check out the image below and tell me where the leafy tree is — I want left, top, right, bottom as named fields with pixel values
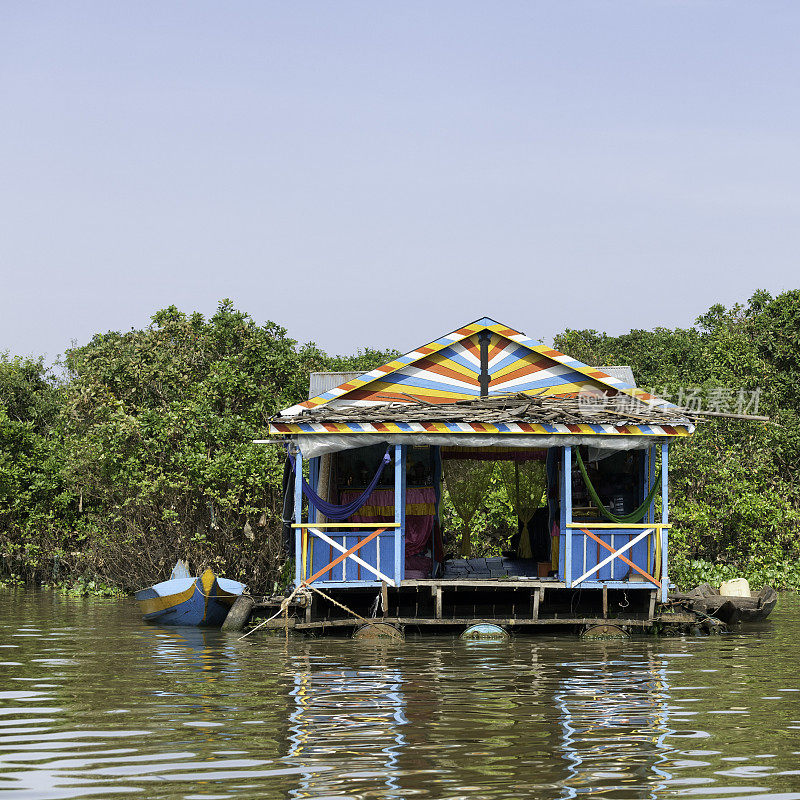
left=0, top=302, right=397, bottom=592
left=3, top=292, right=800, bottom=593
left=556, top=290, right=800, bottom=588
left=0, top=355, right=75, bottom=582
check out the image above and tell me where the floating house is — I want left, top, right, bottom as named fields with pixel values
left=266, top=318, right=696, bottom=634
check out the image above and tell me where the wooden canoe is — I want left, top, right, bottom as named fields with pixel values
left=136, top=567, right=245, bottom=627
left=673, top=584, right=778, bottom=624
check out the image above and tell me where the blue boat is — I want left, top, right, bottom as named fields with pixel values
left=136, top=561, right=246, bottom=626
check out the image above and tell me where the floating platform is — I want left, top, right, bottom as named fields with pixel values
left=232, top=579, right=703, bottom=637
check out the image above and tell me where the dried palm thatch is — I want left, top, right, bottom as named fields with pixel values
left=274, top=392, right=700, bottom=428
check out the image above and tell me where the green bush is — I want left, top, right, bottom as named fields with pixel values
left=556, top=290, right=800, bottom=587
left=3, top=289, right=800, bottom=594
left=670, top=555, right=800, bottom=592
left=0, top=301, right=396, bottom=593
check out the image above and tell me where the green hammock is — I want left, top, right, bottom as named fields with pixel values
left=574, top=449, right=661, bottom=525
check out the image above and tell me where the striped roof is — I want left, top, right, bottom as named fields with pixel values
left=270, top=419, right=693, bottom=438
left=279, top=318, right=672, bottom=417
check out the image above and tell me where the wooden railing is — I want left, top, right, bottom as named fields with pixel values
left=292, top=444, right=406, bottom=589
left=561, top=443, right=671, bottom=601
left=565, top=523, right=670, bottom=590
left=292, top=523, right=401, bottom=587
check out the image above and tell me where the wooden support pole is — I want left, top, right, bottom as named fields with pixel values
left=563, top=446, right=572, bottom=588
left=478, top=330, right=491, bottom=396
left=309, top=456, right=319, bottom=524
left=648, top=589, right=657, bottom=621
left=602, top=585, right=608, bottom=618
left=381, top=582, right=389, bottom=618
left=532, top=587, right=540, bottom=621
left=648, top=445, right=656, bottom=525
left=433, top=585, right=442, bottom=619
left=394, top=444, right=406, bottom=585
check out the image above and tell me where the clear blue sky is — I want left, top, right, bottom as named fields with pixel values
left=2, top=1, right=799, bottom=360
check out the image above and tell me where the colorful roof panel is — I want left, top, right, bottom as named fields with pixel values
left=280, top=318, right=671, bottom=417
left=270, top=419, right=693, bottom=437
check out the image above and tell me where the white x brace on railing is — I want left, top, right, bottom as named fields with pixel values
left=572, top=528, right=654, bottom=586
left=306, top=527, right=397, bottom=587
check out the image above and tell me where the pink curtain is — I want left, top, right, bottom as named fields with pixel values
left=341, top=487, right=436, bottom=557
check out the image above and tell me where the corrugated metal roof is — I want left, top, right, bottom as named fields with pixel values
left=596, top=366, right=636, bottom=387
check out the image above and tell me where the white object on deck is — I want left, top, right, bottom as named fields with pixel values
left=720, top=578, right=751, bottom=597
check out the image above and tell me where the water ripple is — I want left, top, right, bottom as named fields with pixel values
left=0, top=591, right=798, bottom=798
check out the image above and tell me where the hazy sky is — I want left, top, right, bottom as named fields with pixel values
left=2, top=1, right=799, bottom=361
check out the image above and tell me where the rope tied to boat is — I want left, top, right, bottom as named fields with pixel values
left=237, top=582, right=403, bottom=641
left=237, top=584, right=307, bottom=640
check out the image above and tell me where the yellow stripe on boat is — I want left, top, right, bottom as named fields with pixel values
left=200, top=568, right=215, bottom=623
left=201, top=568, right=215, bottom=595
left=138, top=582, right=197, bottom=617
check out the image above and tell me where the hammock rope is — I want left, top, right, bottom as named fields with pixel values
left=287, top=449, right=391, bottom=521
left=574, top=449, right=661, bottom=525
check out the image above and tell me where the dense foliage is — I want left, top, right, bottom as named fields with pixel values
left=554, top=289, right=800, bottom=589
left=0, top=301, right=397, bottom=593
left=2, top=291, right=799, bottom=593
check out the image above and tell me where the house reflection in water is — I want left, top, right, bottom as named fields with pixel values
left=286, top=653, right=408, bottom=798
left=282, top=643, right=674, bottom=799
left=555, top=648, right=672, bottom=797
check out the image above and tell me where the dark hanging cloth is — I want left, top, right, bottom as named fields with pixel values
left=508, top=507, right=550, bottom=560
left=281, top=454, right=293, bottom=556
left=287, top=449, right=391, bottom=521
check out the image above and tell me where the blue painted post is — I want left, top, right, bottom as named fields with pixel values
left=661, top=441, right=669, bottom=603
left=294, top=447, right=303, bottom=588
left=400, top=446, right=407, bottom=583
left=563, top=446, right=572, bottom=587
left=432, top=446, right=442, bottom=576
left=648, top=445, right=656, bottom=524
left=394, top=444, right=406, bottom=585
left=309, top=457, right=319, bottom=524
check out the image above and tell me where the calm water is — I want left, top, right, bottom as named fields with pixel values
left=1, top=590, right=799, bottom=799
